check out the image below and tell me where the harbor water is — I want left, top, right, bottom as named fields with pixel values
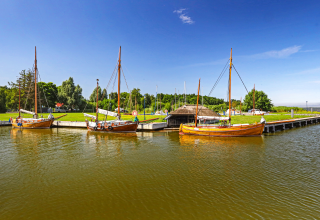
left=1, top=125, right=320, bottom=219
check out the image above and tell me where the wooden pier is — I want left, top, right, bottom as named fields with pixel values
left=263, top=116, right=320, bottom=133
left=0, top=121, right=11, bottom=126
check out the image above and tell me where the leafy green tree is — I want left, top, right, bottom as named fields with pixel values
left=164, top=102, right=171, bottom=112
left=0, top=86, right=8, bottom=113
left=8, top=69, right=35, bottom=111
left=5, top=87, right=19, bottom=110
left=89, top=86, right=102, bottom=102
left=101, top=88, right=107, bottom=100
left=131, top=88, right=143, bottom=105
left=243, top=89, right=273, bottom=111
left=38, top=82, right=58, bottom=108
left=58, top=77, right=84, bottom=110
left=109, top=92, right=118, bottom=100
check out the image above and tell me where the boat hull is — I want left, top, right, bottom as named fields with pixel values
left=86, top=121, right=138, bottom=133
left=179, top=123, right=265, bottom=137
left=12, top=118, right=54, bottom=129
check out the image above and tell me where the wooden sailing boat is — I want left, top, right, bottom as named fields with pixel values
left=179, top=49, right=265, bottom=137
left=84, top=46, right=138, bottom=132
left=11, top=47, right=64, bottom=129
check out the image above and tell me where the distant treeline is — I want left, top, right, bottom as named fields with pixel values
left=271, top=106, right=304, bottom=112
left=0, top=69, right=226, bottom=113
left=4, top=69, right=301, bottom=114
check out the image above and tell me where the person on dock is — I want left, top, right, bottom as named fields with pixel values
left=134, top=116, right=139, bottom=124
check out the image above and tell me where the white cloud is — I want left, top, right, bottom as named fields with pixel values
left=289, top=67, right=320, bottom=75
left=244, top=45, right=302, bottom=59
left=173, top=8, right=194, bottom=24
left=173, top=9, right=186, bottom=14
left=300, top=49, right=318, bottom=53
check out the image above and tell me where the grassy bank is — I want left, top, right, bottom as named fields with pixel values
left=229, top=114, right=314, bottom=125
left=0, top=112, right=317, bottom=125
left=0, top=112, right=167, bottom=123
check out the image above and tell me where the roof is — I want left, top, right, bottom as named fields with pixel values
left=169, top=105, right=219, bottom=117
left=56, top=103, right=64, bottom=107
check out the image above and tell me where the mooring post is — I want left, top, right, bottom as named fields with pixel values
left=291, top=109, right=294, bottom=118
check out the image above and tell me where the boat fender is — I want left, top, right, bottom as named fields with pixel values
left=10, top=117, right=12, bottom=123
left=108, top=126, right=113, bottom=131
left=18, top=123, right=22, bottom=126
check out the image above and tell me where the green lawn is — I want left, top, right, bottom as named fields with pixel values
left=0, top=112, right=317, bottom=124
left=0, top=112, right=167, bottom=123
left=229, top=114, right=314, bottom=125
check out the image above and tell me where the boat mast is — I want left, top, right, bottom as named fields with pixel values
left=96, top=79, right=99, bottom=121
left=35, top=46, right=38, bottom=118
left=118, top=46, right=121, bottom=119
left=240, top=97, right=242, bottom=115
left=229, top=48, right=232, bottom=126
left=195, top=78, right=200, bottom=127
left=253, top=84, right=255, bottom=115
left=19, top=79, right=21, bottom=118
left=184, top=81, right=186, bottom=105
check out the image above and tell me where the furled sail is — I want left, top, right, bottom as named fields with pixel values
left=197, top=116, right=228, bottom=121
left=83, top=113, right=96, bottom=119
left=20, top=109, right=36, bottom=115
left=98, top=108, right=118, bottom=117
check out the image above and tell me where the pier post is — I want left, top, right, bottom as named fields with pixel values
left=291, top=109, right=294, bottom=118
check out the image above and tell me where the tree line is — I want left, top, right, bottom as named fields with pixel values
left=0, top=69, right=274, bottom=113
left=0, top=69, right=84, bottom=113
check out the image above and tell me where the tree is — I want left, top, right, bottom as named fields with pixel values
left=5, top=87, right=19, bottom=110
left=38, top=82, right=58, bottom=108
left=8, top=69, right=35, bottom=111
left=0, top=86, right=7, bottom=113
left=243, top=89, right=273, bottom=111
left=89, top=86, right=102, bottom=102
left=101, top=88, right=107, bottom=100
left=58, top=77, right=84, bottom=110
left=131, top=88, right=143, bottom=105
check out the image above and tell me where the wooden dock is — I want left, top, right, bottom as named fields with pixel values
left=52, top=121, right=168, bottom=131
left=0, top=121, right=11, bottom=126
left=263, top=116, right=320, bottom=133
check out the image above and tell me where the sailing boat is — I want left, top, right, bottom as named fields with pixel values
left=84, top=46, right=138, bottom=132
left=179, top=49, right=265, bottom=137
left=11, top=47, right=65, bottom=129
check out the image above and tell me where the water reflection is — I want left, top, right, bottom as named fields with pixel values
left=179, top=134, right=265, bottom=148
left=1, top=125, right=320, bottom=220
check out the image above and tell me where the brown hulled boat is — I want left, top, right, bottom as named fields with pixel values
left=179, top=49, right=265, bottom=137
left=84, top=46, right=138, bottom=133
left=12, top=47, right=65, bottom=129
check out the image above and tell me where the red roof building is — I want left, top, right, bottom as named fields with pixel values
left=56, top=103, right=64, bottom=107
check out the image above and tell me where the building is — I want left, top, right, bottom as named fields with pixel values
left=165, top=105, right=220, bottom=128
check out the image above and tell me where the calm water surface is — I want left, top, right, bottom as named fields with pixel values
left=1, top=125, right=320, bottom=219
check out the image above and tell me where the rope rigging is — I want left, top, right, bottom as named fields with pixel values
left=208, top=59, right=230, bottom=97
left=198, top=58, right=249, bottom=115
left=232, top=64, right=249, bottom=94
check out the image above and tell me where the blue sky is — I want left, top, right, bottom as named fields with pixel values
left=1, top=0, right=319, bottom=106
